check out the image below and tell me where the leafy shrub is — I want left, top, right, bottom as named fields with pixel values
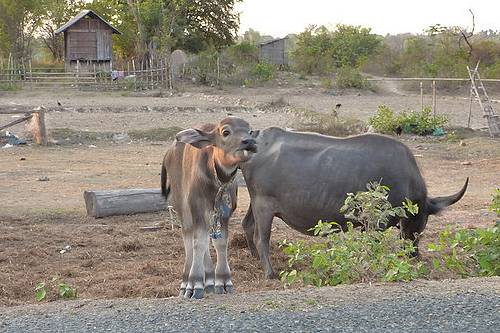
left=252, top=62, right=275, bottom=82
left=225, top=42, right=259, bottom=65
left=367, top=105, right=396, bottom=134
left=396, top=107, right=448, bottom=135
left=490, top=188, right=500, bottom=218
left=428, top=226, right=499, bottom=276
left=341, top=182, right=418, bottom=231
left=368, top=105, right=448, bottom=135
left=35, top=275, right=77, bottom=302
left=292, top=108, right=366, bottom=137
left=280, top=182, right=424, bottom=287
left=335, top=66, right=369, bottom=89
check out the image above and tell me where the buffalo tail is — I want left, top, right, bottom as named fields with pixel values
left=426, top=177, right=469, bottom=215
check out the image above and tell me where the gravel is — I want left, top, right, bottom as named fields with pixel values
left=1, top=277, right=498, bottom=333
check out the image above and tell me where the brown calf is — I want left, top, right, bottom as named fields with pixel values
left=161, top=117, right=257, bottom=299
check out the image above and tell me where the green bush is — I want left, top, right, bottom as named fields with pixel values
left=252, top=62, right=275, bottom=81
left=368, top=105, right=448, bottom=135
left=335, top=66, right=369, bottom=89
left=341, top=181, right=418, bottom=231
left=292, top=108, right=366, bottom=137
left=490, top=188, right=500, bottom=218
left=368, top=105, right=396, bottom=134
left=280, top=182, right=423, bottom=287
left=428, top=226, right=499, bottom=276
left=226, top=42, right=259, bottom=65
left=35, top=275, right=77, bottom=302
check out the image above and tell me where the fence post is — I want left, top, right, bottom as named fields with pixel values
left=32, top=110, right=48, bottom=145
left=432, top=80, right=436, bottom=116
left=76, top=59, right=80, bottom=88
left=420, top=81, right=423, bottom=111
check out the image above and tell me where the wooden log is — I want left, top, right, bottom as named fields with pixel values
left=83, top=188, right=167, bottom=218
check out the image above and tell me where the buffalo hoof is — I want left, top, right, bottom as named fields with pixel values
left=265, top=271, right=278, bottom=280
left=214, top=286, right=225, bottom=294
left=183, top=288, right=193, bottom=299
left=225, top=285, right=234, bottom=294
left=191, top=288, right=204, bottom=299
left=205, top=285, right=215, bottom=294
left=178, top=288, right=186, bottom=297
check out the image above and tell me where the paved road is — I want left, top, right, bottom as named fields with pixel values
left=1, top=277, right=498, bottom=333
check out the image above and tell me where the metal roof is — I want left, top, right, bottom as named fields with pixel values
left=259, top=36, right=289, bottom=47
left=55, top=9, right=121, bottom=34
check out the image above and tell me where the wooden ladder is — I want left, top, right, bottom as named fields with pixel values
left=467, top=62, right=500, bottom=137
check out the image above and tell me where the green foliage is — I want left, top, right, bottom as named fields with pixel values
left=292, top=108, right=367, bottom=137
left=490, top=188, right=500, bottom=218
left=368, top=105, right=448, bottom=135
left=341, top=181, right=411, bottom=231
left=280, top=222, right=423, bottom=287
left=35, top=282, right=47, bottom=302
left=428, top=226, right=499, bottom=276
left=335, top=66, right=369, bottom=89
left=280, top=183, right=424, bottom=287
left=225, top=42, right=259, bottom=65
left=252, top=62, right=275, bottom=82
left=368, top=105, right=397, bottom=134
left=291, top=24, right=380, bottom=75
left=35, top=275, right=77, bottom=302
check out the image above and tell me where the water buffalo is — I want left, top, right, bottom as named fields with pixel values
left=240, top=127, right=468, bottom=278
left=161, top=117, right=257, bottom=298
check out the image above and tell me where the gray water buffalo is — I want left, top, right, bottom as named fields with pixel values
left=161, top=117, right=257, bottom=298
left=240, top=127, right=468, bottom=278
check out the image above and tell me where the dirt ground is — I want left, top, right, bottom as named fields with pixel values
left=0, top=82, right=499, bottom=307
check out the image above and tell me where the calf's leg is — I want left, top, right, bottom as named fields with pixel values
left=187, top=224, right=209, bottom=299
left=204, top=249, right=215, bottom=294
left=180, top=229, right=193, bottom=297
left=212, top=217, right=234, bottom=294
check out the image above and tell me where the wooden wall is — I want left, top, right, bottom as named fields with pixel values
left=64, top=17, right=112, bottom=62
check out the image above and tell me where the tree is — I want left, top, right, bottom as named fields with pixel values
left=0, top=0, right=46, bottom=64
left=40, top=0, right=84, bottom=61
left=330, top=24, right=381, bottom=68
left=291, top=24, right=380, bottom=75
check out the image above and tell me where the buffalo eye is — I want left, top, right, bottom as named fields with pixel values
left=222, top=129, right=231, bottom=137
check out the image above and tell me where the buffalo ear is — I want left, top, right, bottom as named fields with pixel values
left=251, top=129, right=260, bottom=138
left=175, top=128, right=214, bottom=149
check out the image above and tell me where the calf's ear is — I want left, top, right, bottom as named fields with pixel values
left=175, top=128, right=214, bottom=149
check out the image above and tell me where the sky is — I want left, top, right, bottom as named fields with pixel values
left=236, top=0, right=500, bottom=38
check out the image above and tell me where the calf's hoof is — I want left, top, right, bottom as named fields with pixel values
left=225, top=285, right=234, bottom=294
left=191, top=288, right=204, bottom=299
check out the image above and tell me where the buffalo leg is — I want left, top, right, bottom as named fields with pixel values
left=213, top=218, right=234, bottom=294
left=401, top=213, right=428, bottom=256
left=242, top=204, right=258, bottom=257
left=252, top=200, right=277, bottom=279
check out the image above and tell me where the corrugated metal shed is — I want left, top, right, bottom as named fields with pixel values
left=258, top=37, right=290, bottom=65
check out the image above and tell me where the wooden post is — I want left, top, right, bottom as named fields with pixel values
left=29, top=59, right=32, bottom=90
left=76, top=59, right=80, bottom=87
left=432, top=80, right=436, bottom=116
left=216, top=54, right=220, bottom=86
left=420, top=81, right=424, bottom=111
left=149, top=58, right=154, bottom=90
left=31, top=110, right=48, bottom=145
left=467, top=85, right=474, bottom=128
